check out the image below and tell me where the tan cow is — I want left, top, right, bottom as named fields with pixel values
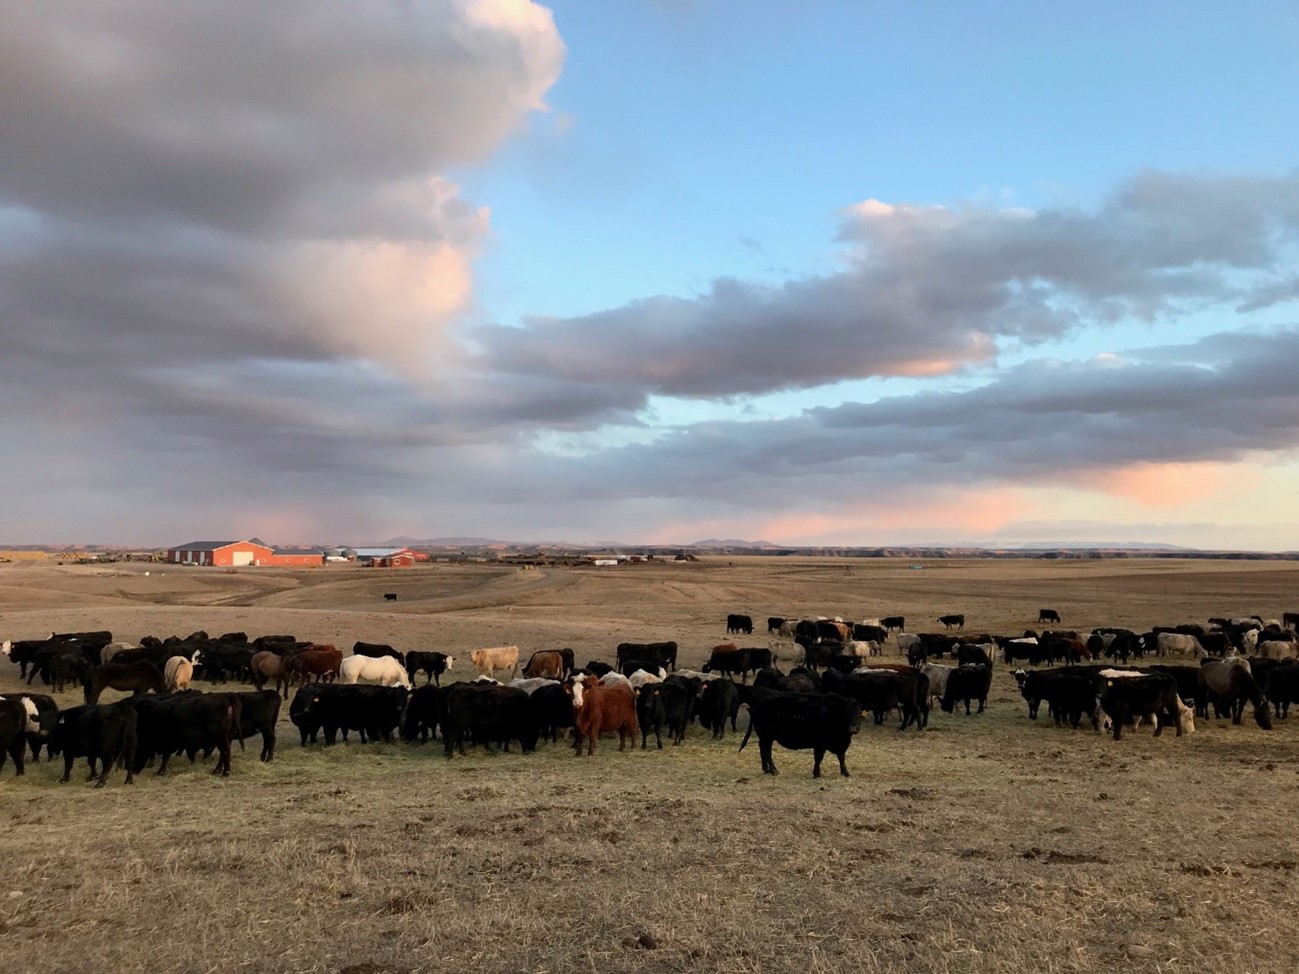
left=469, top=645, right=519, bottom=680
left=164, top=656, right=193, bottom=692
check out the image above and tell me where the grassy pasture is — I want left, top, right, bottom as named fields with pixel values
left=3, top=557, right=1299, bottom=973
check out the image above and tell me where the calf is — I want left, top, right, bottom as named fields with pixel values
left=739, top=688, right=861, bottom=777
left=404, top=650, right=455, bottom=686
left=881, top=616, right=905, bottom=632
left=939, top=614, right=965, bottom=630
left=383, top=593, right=397, bottom=602
left=1038, top=608, right=1061, bottom=624
left=767, top=617, right=786, bottom=634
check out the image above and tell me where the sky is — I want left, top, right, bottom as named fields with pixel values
left=3, top=0, right=1299, bottom=549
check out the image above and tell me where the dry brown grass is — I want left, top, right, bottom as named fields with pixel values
left=5, top=557, right=1299, bottom=973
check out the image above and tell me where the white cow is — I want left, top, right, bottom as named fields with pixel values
left=1154, top=632, right=1202, bottom=657
left=339, top=654, right=411, bottom=688
left=1257, top=640, right=1299, bottom=660
left=849, top=640, right=881, bottom=660
left=627, top=668, right=663, bottom=690
left=920, top=663, right=955, bottom=708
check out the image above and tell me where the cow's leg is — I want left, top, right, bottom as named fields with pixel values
left=759, top=739, right=776, bottom=774
left=836, top=749, right=849, bottom=777
left=812, top=747, right=824, bottom=778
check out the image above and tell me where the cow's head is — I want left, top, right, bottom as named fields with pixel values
left=444, top=656, right=455, bottom=670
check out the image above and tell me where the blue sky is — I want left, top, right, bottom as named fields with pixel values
left=2, top=1, right=1299, bottom=547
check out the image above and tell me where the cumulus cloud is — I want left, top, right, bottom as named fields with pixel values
left=474, top=171, right=1299, bottom=417
left=0, top=0, right=563, bottom=382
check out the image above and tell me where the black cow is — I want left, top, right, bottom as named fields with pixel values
left=6, top=639, right=51, bottom=679
left=767, top=617, right=786, bottom=634
left=1035, top=673, right=1100, bottom=729
left=48, top=700, right=138, bottom=787
left=405, top=651, right=453, bottom=686
left=384, top=593, right=398, bottom=602
left=726, top=614, right=753, bottom=635
left=583, top=661, right=615, bottom=678
left=0, top=698, right=36, bottom=776
left=289, top=684, right=330, bottom=745
left=702, top=648, right=751, bottom=683
left=637, top=681, right=691, bottom=748
left=1260, top=664, right=1299, bottom=718
left=1038, top=608, right=1061, bottom=624
left=881, top=616, right=905, bottom=632
left=51, top=631, right=113, bottom=662
left=698, top=678, right=741, bottom=738
left=940, top=664, right=992, bottom=715
left=317, top=685, right=408, bottom=745
left=530, top=683, right=576, bottom=744
left=615, top=641, right=678, bottom=672
left=743, top=647, right=774, bottom=671
left=440, top=683, right=537, bottom=757
left=132, top=692, right=239, bottom=776
left=231, top=690, right=281, bottom=761
left=853, top=624, right=888, bottom=644
left=821, top=667, right=928, bottom=731
left=252, top=634, right=297, bottom=651
left=192, top=645, right=255, bottom=683
left=939, top=614, right=965, bottom=630
left=50, top=652, right=92, bottom=693
left=401, top=685, right=441, bottom=743
left=739, top=689, right=861, bottom=777
left=1099, top=673, right=1187, bottom=740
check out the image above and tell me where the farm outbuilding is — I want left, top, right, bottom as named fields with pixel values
left=167, top=539, right=274, bottom=567
left=267, top=548, right=325, bottom=567
left=350, top=547, right=417, bottom=568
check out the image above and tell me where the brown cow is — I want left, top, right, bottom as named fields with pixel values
left=523, top=650, right=565, bottom=679
left=287, top=646, right=342, bottom=683
left=568, top=679, right=638, bottom=756
left=250, top=651, right=293, bottom=699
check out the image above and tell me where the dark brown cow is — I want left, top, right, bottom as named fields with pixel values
left=84, top=662, right=166, bottom=704
left=287, top=646, right=343, bottom=683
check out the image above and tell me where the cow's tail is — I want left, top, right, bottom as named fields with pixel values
left=738, top=720, right=753, bottom=753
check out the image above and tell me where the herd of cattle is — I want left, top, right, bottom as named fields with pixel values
left=2, top=607, right=1299, bottom=783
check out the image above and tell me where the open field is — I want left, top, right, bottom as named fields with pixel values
left=4, top=557, right=1299, bottom=973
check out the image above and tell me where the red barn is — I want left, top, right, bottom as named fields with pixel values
left=167, top=539, right=274, bottom=567
left=267, top=548, right=325, bottom=567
